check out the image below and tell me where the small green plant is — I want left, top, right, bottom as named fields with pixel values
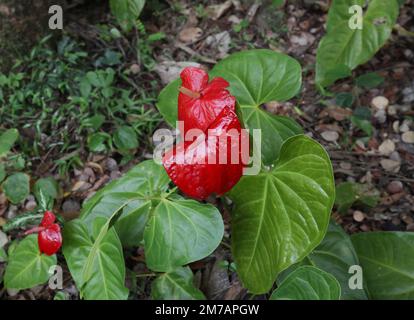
left=316, top=0, right=400, bottom=90
left=0, top=129, right=30, bottom=204
left=0, top=36, right=160, bottom=164
left=109, top=0, right=146, bottom=33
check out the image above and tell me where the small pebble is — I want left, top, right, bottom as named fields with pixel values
left=353, top=210, right=365, bottom=222
left=339, top=162, right=352, bottom=170
left=5, top=205, right=17, bottom=220
left=129, top=64, right=140, bottom=75
left=110, top=170, right=122, bottom=180
left=371, top=96, right=389, bottom=110
left=25, top=199, right=37, bottom=211
left=386, top=181, right=403, bottom=194
left=106, top=158, right=119, bottom=172
left=392, top=217, right=401, bottom=226
left=0, top=230, right=8, bottom=248
left=374, top=110, right=386, bottom=123
left=393, top=120, right=400, bottom=133
left=321, top=130, right=339, bottom=142
left=407, top=223, right=414, bottom=231
left=402, top=131, right=414, bottom=144
left=380, top=159, right=400, bottom=173
left=62, top=199, right=80, bottom=214
left=400, top=120, right=411, bottom=133
left=378, top=139, right=395, bottom=155
left=387, top=105, right=397, bottom=116
left=7, top=288, right=19, bottom=297
left=389, top=151, right=401, bottom=162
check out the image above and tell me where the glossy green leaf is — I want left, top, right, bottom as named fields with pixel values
left=211, top=49, right=303, bottom=164
left=81, top=160, right=170, bottom=247
left=229, top=135, right=335, bottom=293
left=113, top=125, right=138, bottom=151
left=151, top=266, right=205, bottom=300
left=316, top=0, right=399, bottom=88
left=0, top=128, right=19, bottom=157
left=81, top=160, right=223, bottom=272
left=4, top=235, right=56, bottom=290
left=279, top=222, right=368, bottom=299
left=271, top=266, right=341, bottom=300
left=2, top=172, right=30, bottom=204
left=156, top=78, right=180, bottom=127
left=309, top=222, right=368, bottom=299
left=110, top=0, right=146, bottom=32
left=145, top=195, right=224, bottom=272
left=156, top=50, right=303, bottom=164
left=351, top=231, right=414, bottom=299
left=62, top=218, right=129, bottom=300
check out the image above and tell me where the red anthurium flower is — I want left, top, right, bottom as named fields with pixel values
left=178, top=67, right=236, bottom=134
left=163, top=106, right=245, bottom=200
left=25, top=211, right=62, bottom=256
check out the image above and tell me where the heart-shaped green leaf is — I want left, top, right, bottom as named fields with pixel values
left=4, top=235, right=57, bottom=290
left=316, top=0, right=399, bottom=88
left=351, top=231, right=414, bottom=299
left=0, top=128, right=19, bottom=157
left=211, top=49, right=303, bottom=164
left=80, top=160, right=224, bottom=272
left=62, top=218, right=129, bottom=300
left=156, top=78, right=180, bottom=128
left=151, top=266, right=206, bottom=300
left=271, top=266, right=341, bottom=300
left=308, top=222, right=368, bottom=299
left=156, top=50, right=303, bottom=164
left=229, top=135, right=334, bottom=294
left=2, top=172, right=30, bottom=204
left=81, top=160, right=170, bottom=247
left=145, top=195, right=224, bottom=272
left=279, top=221, right=368, bottom=300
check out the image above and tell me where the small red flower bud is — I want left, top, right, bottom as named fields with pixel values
left=25, top=211, right=62, bottom=256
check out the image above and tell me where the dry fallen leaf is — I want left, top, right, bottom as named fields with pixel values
left=71, top=181, right=91, bottom=192
left=207, top=0, right=232, bottom=20
left=205, top=31, right=231, bottom=58
left=178, top=27, right=203, bottom=43
left=327, top=107, right=352, bottom=121
left=154, top=61, right=203, bottom=85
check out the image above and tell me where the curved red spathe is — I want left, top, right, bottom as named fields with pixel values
left=178, top=67, right=236, bottom=134
left=163, top=106, right=245, bottom=200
